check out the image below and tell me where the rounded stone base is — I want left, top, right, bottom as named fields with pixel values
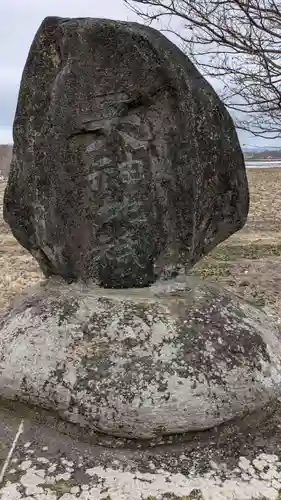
left=0, top=276, right=281, bottom=439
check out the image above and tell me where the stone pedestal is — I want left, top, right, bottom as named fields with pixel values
left=1, top=276, right=281, bottom=442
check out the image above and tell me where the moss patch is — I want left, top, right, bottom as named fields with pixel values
left=0, top=439, right=7, bottom=452
left=145, top=492, right=202, bottom=500
left=56, top=298, right=80, bottom=326
left=276, top=489, right=281, bottom=500
left=41, top=478, right=77, bottom=497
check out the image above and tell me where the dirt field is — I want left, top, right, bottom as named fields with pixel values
left=1, top=168, right=281, bottom=317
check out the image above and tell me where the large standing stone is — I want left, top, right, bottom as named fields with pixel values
left=3, top=17, right=249, bottom=288
left=0, top=276, right=280, bottom=440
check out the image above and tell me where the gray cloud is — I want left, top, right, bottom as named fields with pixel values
left=0, top=74, right=19, bottom=127
left=0, top=0, right=273, bottom=147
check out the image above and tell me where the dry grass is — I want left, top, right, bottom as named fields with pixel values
left=1, top=168, right=281, bottom=316
left=191, top=168, right=281, bottom=316
left=0, top=183, right=43, bottom=311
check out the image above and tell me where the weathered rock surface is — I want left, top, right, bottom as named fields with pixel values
left=3, top=16, right=249, bottom=288
left=0, top=276, right=280, bottom=440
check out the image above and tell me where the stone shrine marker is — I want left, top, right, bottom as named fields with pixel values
left=3, top=16, right=249, bottom=288
left=3, top=17, right=281, bottom=482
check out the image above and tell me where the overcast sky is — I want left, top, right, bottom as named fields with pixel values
left=0, top=0, right=276, bottom=148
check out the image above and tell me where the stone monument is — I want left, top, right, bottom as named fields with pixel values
left=1, top=17, right=281, bottom=500
left=3, top=16, right=248, bottom=288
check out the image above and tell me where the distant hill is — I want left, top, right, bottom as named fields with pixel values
left=0, top=144, right=12, bottom=180
left=244, top=150, right=281, bottom=160
left=243, top=146, right=281, bottom=152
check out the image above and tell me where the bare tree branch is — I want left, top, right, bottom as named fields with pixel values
left=126, top=0, right=281, bottom=140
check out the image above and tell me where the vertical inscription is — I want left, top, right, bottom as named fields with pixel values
left=86, top=123, right=154, bottom=287
left=119, top=152, right=144, bottom=185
